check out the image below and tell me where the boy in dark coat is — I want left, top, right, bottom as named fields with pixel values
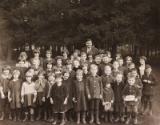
left=63, top=72, right=74, bottom=121
left=112, top=73, right=125, bottom=123
left=86, top=64, right=103, bottom=125
left=35, top=71, right=47, bottom=120
left=42, top=74, right=55, bottom=122
left=141, top=65, right=157, bottom=116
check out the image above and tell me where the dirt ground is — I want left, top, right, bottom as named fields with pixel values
left=0, top=62, right=160, bottom=125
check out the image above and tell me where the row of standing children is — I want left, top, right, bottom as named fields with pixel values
left=0, top=44, right=157, bottom=125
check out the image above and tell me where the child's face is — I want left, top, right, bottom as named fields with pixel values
left=13, top=73, right=20, bottom=79
left=81, top=54, right=87, bottom=60
left=129, top=64, right=135, bottom=69
left=34, top=52, right=40, bottom=57
left=82, top=66, right=88, bottom=72
left=131, top=71, right=137, bottom=77
left=26, top=76, right=32, bottom=82
left=126, top=58, right=132, bottom=64
left=3, top=70, right=10, bottom=76
left=88, top=55, right=93, bottom=60
left=102, top=56, right=110, bottom=63
left=57, top=59, right=62, bottom=65
left=46, top=53, right=52, bottom=58
left=32, top=60, right=40, bottom=67
left=63, top=52, right=68, bottom=58
left=116, top=54, right=121, bottom=60
left=118, top=59, right=123, bottom=66
left=95, top=57, right=101, bottom=64
left=48, top=76, right=55, bottom=83
left=113, top=61, right=119, bottom=69
left=116, top=74, right=123, bottom=82
left=139, top=59, right=145, bottom=65
left=90, top=66, right=98, bottom=75
left=66, top=64, right=72, bottom=71
left=63, top=73, right=70, bottom=80
left=73, top=52, right=78, bottom=57
left=128, top=78, right=135, bottom=86
left=73, top=60, right=80, bottom=67
left=104, top=66, right=112, bottom=75
left=47, top=63, right=52, bottom=69
left=146, top=68, right=152, bottom=74
left=76, top=73, right=83, bottom=81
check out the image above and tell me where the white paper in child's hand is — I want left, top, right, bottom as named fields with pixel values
left=124, top=95, right=135, bottom=101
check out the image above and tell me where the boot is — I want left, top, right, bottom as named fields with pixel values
left=76, top=112, right=80, bottom=124
left=133, top=117, right=138, bottom=125
left=60, top=113, right=65, bottom=125
left=30, top=115, right=34, bottom=122
left=36, top=111, right=41, bottom=121
left=95, top=110, right=100, bottom=125
left=104, top=112, right=108, bottom=123
left=44, top=112, right=47, bottom=121
left=52, top=113, right=57, bottom=125
left=108, top=111, right=113, bottom=123
left=17, top=111, right=21, bottom=121
left=23, top=113, right=28, bottom=122
left=9, top=113, right=12, bottom=120
left=89, top=111, right=94, bottom=124
left=125, top=113, right=131, bottom=125
left=82, top=112, right=86, bottom=124
left=13, top=114, right=17, bottom=122
left=0, top=112, right=4, bottom=121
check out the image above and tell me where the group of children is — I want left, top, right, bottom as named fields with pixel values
left=0, top=43, right=157, bottom=125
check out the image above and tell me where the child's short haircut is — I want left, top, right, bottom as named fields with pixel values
left=76, top=69, right=83, bottom=75
left=116, top=72, right=123, bottom=77
left=12, top=69, right=20, bottom=75
left=90, top=64, right=98, bottom=69
left=81, top=52, right=87, bottom=56
left=2, top=65, right=11, bottom=72
left=104, top=65, right=111, bottom=69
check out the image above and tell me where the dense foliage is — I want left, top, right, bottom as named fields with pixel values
left=0, top=0, right=159, bottom=53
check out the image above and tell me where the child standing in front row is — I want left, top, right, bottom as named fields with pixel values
left=21, top=71, right=37, bottom=122
left=42, top=74, right=55, bottom=122
left=51, top=76, right=68, bottom=125
left=112, top=73, right=125, bottom=123
left=141, top=65, right=157, bottom=116
left=86, top=64, right=103, bottom=125
left=8, top=69, right=22, bottom=121
left=35, top=71, right=47, bottom=120
left=73, top=69, right=87, bottom=124
left=123, top=76, right=140, bottom=125
left=101, top=65, right=114, bottom=123
left=0, top=66, right=12, bottom=120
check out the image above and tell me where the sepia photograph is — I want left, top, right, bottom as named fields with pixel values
left=0, top=0, right=159, bottom=125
